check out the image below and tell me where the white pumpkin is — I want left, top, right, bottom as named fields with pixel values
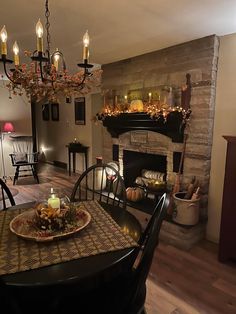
left=130, top=100, right=144, bottom=112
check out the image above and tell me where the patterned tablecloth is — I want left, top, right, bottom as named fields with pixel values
left=0, top=200, right=138, bottom=276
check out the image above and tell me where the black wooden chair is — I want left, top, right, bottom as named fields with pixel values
left=0, top=178, right=15, bottom=210
left=9, top=152, right=39, bottom=185
left=70, top=163, right=127, bottom=210
left=98, top=192, right=170, bottom=314
left=56, top=193, right=169, bottom=314
left=9, top=136, right=39, bottom=185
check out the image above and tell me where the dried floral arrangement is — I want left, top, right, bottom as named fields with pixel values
left=4, top=56, right=102, bottom=102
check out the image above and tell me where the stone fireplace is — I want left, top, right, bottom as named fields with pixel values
left=100, top=35, right=219, bottom=249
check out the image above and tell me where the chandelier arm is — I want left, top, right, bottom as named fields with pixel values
left=3, top=61, right=15, bottom=83
left=79, top=70, right=87, bottom=87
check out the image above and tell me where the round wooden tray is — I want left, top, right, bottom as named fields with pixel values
left=10, top=207, right=91, bottom=242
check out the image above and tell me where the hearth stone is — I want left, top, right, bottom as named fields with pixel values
left=127, top=205, right=206, bottom=250
left=160, top=219, right=206, bottom=250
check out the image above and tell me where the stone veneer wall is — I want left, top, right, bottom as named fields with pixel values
left=101, top=35, right=219, bottom=221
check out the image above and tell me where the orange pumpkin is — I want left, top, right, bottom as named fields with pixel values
left=126, top=187, right=145, bottom=202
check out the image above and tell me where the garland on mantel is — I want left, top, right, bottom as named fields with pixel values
left=95, top=100, right=191, bottom=125
left=95, top=74, right=192, bottom=125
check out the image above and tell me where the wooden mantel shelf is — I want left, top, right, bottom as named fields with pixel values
left=102, top=111, right=186, bottom=143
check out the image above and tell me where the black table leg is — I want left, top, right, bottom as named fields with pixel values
left=73, top=153, right=76, bottom=173
left=85, top=152, right=88, bottom=170
left=69, top=151, right=71, bottom=176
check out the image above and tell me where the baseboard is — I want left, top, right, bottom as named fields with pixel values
left=53, top=160, right=67, bottom=170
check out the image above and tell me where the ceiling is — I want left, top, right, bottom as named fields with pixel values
left=1, top=0, right=236, bottom=73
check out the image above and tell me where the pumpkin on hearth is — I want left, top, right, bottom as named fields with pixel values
left=126, top=187, right=145, bottom=202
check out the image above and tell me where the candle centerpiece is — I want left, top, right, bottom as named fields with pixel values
left=48, top=187, right=60, bottom=209
left=34, top=188, right=76, bottom=231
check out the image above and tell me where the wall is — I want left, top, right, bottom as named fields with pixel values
left=35, top=91, right=103, bottom=172
left=207, top=33, right=236, bottom=243
left=0, top=86, right=31, bottom=177
left=101, top=35, right=219, bottom=228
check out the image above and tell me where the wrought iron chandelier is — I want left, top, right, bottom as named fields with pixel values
left=0, top=0, right=102, bottom=102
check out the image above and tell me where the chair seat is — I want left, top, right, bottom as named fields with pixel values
left=13, top=161, right=38, bottom=166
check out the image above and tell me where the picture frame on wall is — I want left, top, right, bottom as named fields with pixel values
left=74, top=97, right=86, bottom=125
left=51, top=103, right=59, bottom=121
left=42, top=103, right=50, bottom=121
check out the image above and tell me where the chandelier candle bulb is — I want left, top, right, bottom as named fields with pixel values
left=13, top=41, right=20, bottom=66
left=83, top=30, right=90, bottom=61
left=36, top=19, right=44, bottom=52
left=53, top=49, right=60, bottom=71
left=0, top=25, right=7, bottom=55
left=83, top=46, right=89, bottom=61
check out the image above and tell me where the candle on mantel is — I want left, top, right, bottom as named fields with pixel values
left=48, top=188, right=60, bottom=209
left=148, top=92, right=152, bottom=102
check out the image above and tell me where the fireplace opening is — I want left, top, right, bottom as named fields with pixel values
left=123, top=150, right=167, bottom=187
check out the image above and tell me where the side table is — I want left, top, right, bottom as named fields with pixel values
left=66, top=143, right=89, bottom=176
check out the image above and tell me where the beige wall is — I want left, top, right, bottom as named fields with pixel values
left=36, top=91, right=103, bottom=172
left=207, top=33, right=236, bottom=243
left=0, top=87, right=31, bottom=177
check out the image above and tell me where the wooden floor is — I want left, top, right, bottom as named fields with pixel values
left=4, top=163, right=236, bottom=314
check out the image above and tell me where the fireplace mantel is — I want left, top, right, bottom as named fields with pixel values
left=102, top=111, right=186, bottom=142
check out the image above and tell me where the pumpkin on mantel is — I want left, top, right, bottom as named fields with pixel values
left=130, top=100, right=144, bottom=112
left=126, top=187, right=145, bottom=202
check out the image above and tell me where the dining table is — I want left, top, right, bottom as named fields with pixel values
left=0, top=200, right=141, bottom=294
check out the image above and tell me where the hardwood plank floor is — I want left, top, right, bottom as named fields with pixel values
left=3, top=163, right=236, bottom=314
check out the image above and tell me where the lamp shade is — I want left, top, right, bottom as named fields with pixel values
left=2, top=122, right=15, bottom=133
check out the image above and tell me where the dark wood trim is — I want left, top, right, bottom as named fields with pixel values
left=31, top=98, right=37, bottom=153
left=53, top=160, right=67, bottom=169
left=102, top=111, right=186, bottom=142
left=223, top=135, right=236, bottom=143
left=219, top=135, right=236, bottom=262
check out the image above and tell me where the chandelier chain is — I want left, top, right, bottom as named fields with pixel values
left=45, top=0, right=51, bottom=56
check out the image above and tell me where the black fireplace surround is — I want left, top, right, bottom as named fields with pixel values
left=102, top=111, right=186, bottom=143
